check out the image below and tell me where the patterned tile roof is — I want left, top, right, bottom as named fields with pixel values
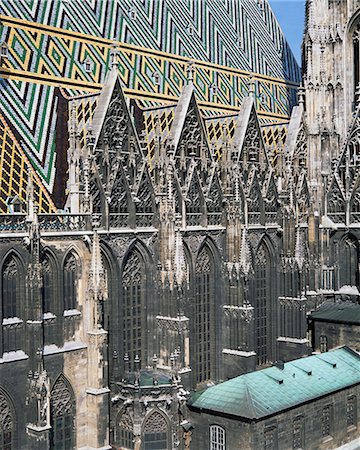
left=189, top=347, right=360, bottom=420
left=0, top=0, right=300, bottom=209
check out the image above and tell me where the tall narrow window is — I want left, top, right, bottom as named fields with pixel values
left=347, top=396, right=357, bottom=428
left=354, top=27, right=360, bottom=102
left=63, top=253, right=77, bottom=311
left=2, top=257, right=19, bottom=318
left=210, top=425, right=225, bottom=450
left=339, top=236, right=358, bottom=288
left=254, top=243, right=271, bottom=365
left=320, top=335, right=327, bottom=353
left=50, top=376, right=75, bottom=450
left=321, top=405, right=332, bottom=438
left=293, top=416, right=304, bottom=449
left=264, top=426, right=277, bottom=450
left=122, top=250, right=145, bottom=369
left=143, top=411, right=168, bottom=450
left=195, top=247, right=214, bottom=384
left=0, top=392, right=13, bottom=450
left=42, top=257, right=52, bottom=313
left=116, top=411, right=134, bottom=450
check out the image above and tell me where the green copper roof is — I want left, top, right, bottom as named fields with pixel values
left=310, top=301, right=360, bottom=325
left=189, top=347, right=360, bottom=420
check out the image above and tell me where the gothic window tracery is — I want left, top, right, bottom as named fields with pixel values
left=195, top=246, right=214, bottom=383
left=2, top=256, right=22, bottom=353
left=63, top=253, right=78, bottom=311
left=186, top=172, right=203, bottom=226
left=143, top=411, right=169, bottom=450
left=116, top=411, right=134, bottom=449
left=339, top=235, right=359, bottom=287
left=42, top=256, right=53, bottom=313
left=353, top=24, right=360, bottom=101
left=50, top=376, right=75, bottom=450
left=254, top=242, right=271, bottom=365
left=122, top=250, right=146, bottom=369
left=0, top=392, right=13, bottom=450
left=2, top=257, right=20, bottom=319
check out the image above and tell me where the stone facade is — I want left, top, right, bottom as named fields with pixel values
left=189, top=384, right=360, bottom=450
left=1, top=1, right=360, bottom=449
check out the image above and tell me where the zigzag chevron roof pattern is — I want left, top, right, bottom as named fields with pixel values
left=0, top=0, right=300, bottom=81
left=0, top=0, right=300, bottom=210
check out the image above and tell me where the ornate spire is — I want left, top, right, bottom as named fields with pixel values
left=239, top=227, right=252, bottom=276
left=88, top=230, right=107, bottom=328
left=174, top=230, right=187, bottom=288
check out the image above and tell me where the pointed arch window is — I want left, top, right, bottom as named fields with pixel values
left=143, top=411, right=169, bottom=450
left=254, top=243, right=271, bottom=365
left=50, top=376, right=75, bottom=450
left=122, top=250, right=146, bottom=369
left=195, top=247, right=215, bottom=383
left=63, top=253, right=78, bottom=311
left=353, top=25, right=360, bottom=104
left=339, top=236, right=359, bottom=288
left=116, top=411, right=134, bottom=449
left=42, top=256, right=53, bottom=313
left=0, top=392, right=13, bottom=450
left=2, top=257, right=20, bottom=319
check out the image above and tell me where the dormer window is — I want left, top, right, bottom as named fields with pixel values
left=152, top=71, right=161, bottom=86
left=129, top=6, right=137, bottom=20
left=210, top=83, right=218, bottom=100
left=187, top=24, right=194, bottom=36
left=0, top=42, right=9, bottom=59
left=83, top=57, right=93, bottom=74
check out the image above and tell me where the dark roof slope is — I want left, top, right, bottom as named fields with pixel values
left=310, top=301, right=360, bottom=325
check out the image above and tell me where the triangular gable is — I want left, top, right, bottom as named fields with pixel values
left=91, top=68, right=143, bottom=164
left=170, top=86, right=214, bottom=178
left=233, top=96, right=269, bottom=167
left=89, top=68, right=148, bottom=213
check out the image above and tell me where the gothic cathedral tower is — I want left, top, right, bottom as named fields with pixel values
left=303, top=0, right=360, bottom=201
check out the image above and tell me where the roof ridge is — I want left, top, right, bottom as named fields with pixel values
left=243, top=377, right=258, bottom=419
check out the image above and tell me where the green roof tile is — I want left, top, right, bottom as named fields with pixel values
left=189, top=347, right=360, bottom=420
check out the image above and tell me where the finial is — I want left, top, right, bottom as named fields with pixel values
left=248, top=74, right=255, bottom=97
left=186, top=59, right=195, bottom=84
left=298, top=83, right=305, bottom=106
left=110, top=42, right=119, bottom=68
left=152, top=354, right=158, bottom=370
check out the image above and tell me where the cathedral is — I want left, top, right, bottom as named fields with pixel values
left=0, top=0, right=359, bottom=449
